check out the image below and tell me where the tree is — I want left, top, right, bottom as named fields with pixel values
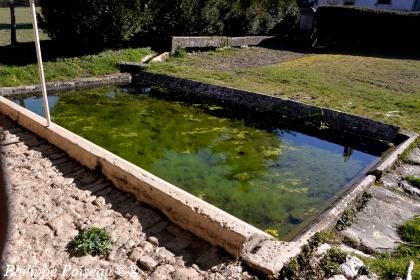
left=39, top=0, right=150, bottom=47
left=9, top=0, right=17, bottom=45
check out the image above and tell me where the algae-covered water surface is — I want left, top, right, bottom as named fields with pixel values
left=14, top=86, right=387, bottom=239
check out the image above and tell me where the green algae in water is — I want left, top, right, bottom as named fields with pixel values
left=14, top=87, right=381, bottom=238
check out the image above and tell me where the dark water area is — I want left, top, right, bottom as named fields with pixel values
left=13, top=86, right=389, bottom=239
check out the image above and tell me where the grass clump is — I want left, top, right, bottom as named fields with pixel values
left=69, top=227, right=112, bottom=257
left=404, top=176, right=420, bottom=189
left=320, top=247, right=347, bottom=277
left=0, top=48, right=152, bottom=87
left=172, top=48, right=187, bottom=58
left=366, top=216, right=420, bottom=279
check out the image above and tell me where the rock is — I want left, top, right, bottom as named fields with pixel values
left=155, top=248, right=175, bottom=264
left=77, top=255, right=97, bottom=267
left=401, top=180, right=420, bottom=198
left=315, top=243, right=332, bottom=257
left=92, top=197, right=106, bottom=207
left=47, top=213, right=74, bottom=237
left=138, top=255, right=158, bottom=271
left=327, top=275, right=347, bottom=280
left=343, top=187, right=420, bottom=253
left=397, top=164, right=420, bottom=177
left=406, top=148, right=420, bottom=165
left=142, top=242, right=154, bottom=254
left=128, top=247, right=143, bottom=262
left=149, top=264, right=175, bottom=280
left=173, top=267, right=203, bottom=280
left=147, top=236, right=159, bottom=246
left=340, top=255, right=364, bottom=278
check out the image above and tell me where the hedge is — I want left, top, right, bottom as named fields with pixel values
left=38, top=0, right=299, bottom=47
left=314, top=6, right=420, bottom=49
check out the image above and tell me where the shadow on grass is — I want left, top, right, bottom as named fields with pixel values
left=0, top=40, right=108, bottom=66
left=0, top=23, right=32, bottom=30
left=261, top=37, right=420, bottom=61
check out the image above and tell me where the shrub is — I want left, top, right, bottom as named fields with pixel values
left=69, top=227, right=112, bottom=256
left=314, top=6, right=420, bottom=50
left=140, top=0, right=299, bottom=41
left=39, top=0, right=150, bottom=47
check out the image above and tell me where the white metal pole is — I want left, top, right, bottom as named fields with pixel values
left=29, top=0, right=51, bottom=126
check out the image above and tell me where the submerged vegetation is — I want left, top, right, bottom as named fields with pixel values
left=15, top=86, right=380, bottom=238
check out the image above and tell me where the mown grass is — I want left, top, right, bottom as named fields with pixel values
left=0, top=7, right=48, bottom=46
left=366, top=216, right=420, bottom=280
left=0, top=48, right=152, bottom=87
left=149, top=50, right=420, bottom=132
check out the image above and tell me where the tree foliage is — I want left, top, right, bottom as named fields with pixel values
left=39, top=0, right=150, bottom=46
left=39, top=0, right=299, bottom=46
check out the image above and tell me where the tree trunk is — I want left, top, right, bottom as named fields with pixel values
left=9, top=0, right=17, bottom=45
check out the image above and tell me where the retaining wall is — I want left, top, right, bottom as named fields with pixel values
left=133, top=71, right=400, bottom=142
left=171, top=36, right=274, bottom=53
left=0, top=73, right=131, bottom=97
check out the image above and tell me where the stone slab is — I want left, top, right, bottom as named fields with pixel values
left=343, top=186, right=420, bottom=253
left=171, top=36, right=274, bottom=53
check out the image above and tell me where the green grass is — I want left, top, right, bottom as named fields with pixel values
left=366, top=216, right=420, bottom=280
left=69, top=227, right=112, bottom=257
left=404, top=176, right=420, bottom=189
left=149, top=51, right=420, bottom=133
left=0, top=7, right=48, bottom=46
left=0, top=48, right=152, bottom=87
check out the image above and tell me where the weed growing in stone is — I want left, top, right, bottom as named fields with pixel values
left=320, top=247, right=347, bottom=277
left=69, top=228, right=112, bottom=257
left=366, top=216, right=420, bottom=279
left=404, top=176, right=420, bottom=189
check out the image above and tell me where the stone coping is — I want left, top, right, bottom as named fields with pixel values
left=0, top=73, right=131, bottom=97
left=171, top=36, right=274, bottom=53
left=132, top=71, right=400, bottom=143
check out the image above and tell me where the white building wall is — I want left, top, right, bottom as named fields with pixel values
left=354, top=0, right=415, bottom=11
left=315, top=0, right=416, bottom=11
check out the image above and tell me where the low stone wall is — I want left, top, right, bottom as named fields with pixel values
left=0, top=73, right=131, bottom=97
left=133, top=72, right=400, bottom=142
left=171, top=36, right=274, bottom=53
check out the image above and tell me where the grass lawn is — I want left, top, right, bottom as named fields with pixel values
left=0, top=7, right=48, bottom=46
left=149, top=48, right=420, bottom=133
left=0, top=48, right=152, bottom=87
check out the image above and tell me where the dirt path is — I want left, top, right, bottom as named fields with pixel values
left=0, top=115, right=254, bottom=280
left=183, top=46, right=308, bottom=71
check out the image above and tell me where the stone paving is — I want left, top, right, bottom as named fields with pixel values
left=0, top=115, right=255, bottom=280
left=343, top=147, right=420, bottom=253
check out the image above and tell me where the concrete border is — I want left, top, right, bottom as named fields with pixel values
left=132, top=71, right=400, bottom=142
left=369, top=131, right=418, bottom=178
left=0, top=96, right=271, bottom=258
left=171, top=36, right=274, bottom=53
left=0, top=73, right=131, bottom=97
